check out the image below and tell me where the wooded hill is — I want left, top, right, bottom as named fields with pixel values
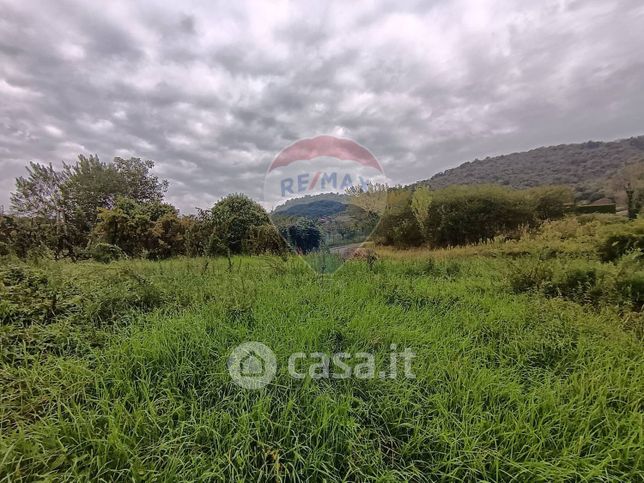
left=419, top=135, right=644, bottom=202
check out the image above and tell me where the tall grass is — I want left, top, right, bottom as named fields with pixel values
left=1, top=254, right=642, bottom=481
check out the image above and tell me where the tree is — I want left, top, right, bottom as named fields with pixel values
left=346, top=182, right=388, bottom=218
left=374, top=188, right=424, bottom=247
left=10, top=162, right=67, bottom=219
left=280, top=219, right=322, bottom=253
left=527, top=186, right=574, bottom=220
left=611, top=161, right=644, bottom=219
left=61, top=155, right=169, bottom=247
left=183, top=209, right=212, bottom=257
left=245, top=224, right=288, bottom=255
left=210, top=194, right=271, bottom=255
left=411, top=186, right=433, bottom=238
left=111, top=157, right=169, bottom=203
left=10, top=163, right=73, bottom=258
left=91, top=197, right=181, bottom=258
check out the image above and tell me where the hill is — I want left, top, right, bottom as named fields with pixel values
left=420, top=135, right=644, bottom=200
left=277, top=199, right=347, bottom=218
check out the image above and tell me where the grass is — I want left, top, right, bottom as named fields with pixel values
left=1, top=253, right=643, bottom=481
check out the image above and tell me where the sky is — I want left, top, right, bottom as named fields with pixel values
left=1, top=0, right=643, bottom=213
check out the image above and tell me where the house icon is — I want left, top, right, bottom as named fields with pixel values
left=240, top=352, right=266, bottom=376
left=228, top=341, right=277, bottom=389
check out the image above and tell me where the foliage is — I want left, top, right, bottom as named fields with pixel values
left=91, top=197, right=182, bottom=259
left=87, top=242, right=126, bottom=263
left=373, top=188, right=424, bottom=247
left=575, top=203, right=617, bottom=214
left=0, top=264, right=76, bottom=326
left=508, top=255, right=644, bottom=311
left=596, top=220, right=644, bottom=261
left=280, top=218, right=322, bottom=253
left=527, top=185, right=574, bottom=219
left=183, top=210, right=211, bottom=257
left=244, top=224, right=289, bottom=255
left=422, top=135, right=644, bottom=204
left=210, top=194, right=271, bottom=255
left=0, top=214, right=59, bottom=259
left=7, top=155, right=169, bottom=258
left=0, top=255, right=642, bottom=481
left=418, top=185, right=537, bottom=247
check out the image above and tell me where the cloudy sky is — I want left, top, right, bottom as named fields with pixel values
left=1, top=0, right=643, bottom=213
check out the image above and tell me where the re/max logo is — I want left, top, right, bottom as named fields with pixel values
left=280, top=171, right=371, bottom=196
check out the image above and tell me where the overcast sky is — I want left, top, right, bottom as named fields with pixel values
left=1, top=0, right=643, bottom=213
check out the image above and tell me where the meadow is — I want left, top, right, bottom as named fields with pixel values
left=1, top=230, right=643, bottom=481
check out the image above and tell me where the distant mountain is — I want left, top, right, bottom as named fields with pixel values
left=277, top=199, right=348, bottom=218
left=418, top=135, right=644, bottom=199
left=272, top=193, right=348, bottom=214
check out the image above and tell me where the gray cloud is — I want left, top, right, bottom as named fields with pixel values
left=1, top=0, right=643, bottom=213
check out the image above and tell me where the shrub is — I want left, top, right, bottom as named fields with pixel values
left=616, top=271, right=644, bottom=311
left=0, top=265, right=80, bottom=326
left=420, top=185, right=537, bottom=247
left=528, top=186, right=574, bottom=220
left=245, top=224, right=288, bottom=255
left=544, top=264, right=601, bottom=303
left=596, top=222, right=644, bottom=262
left=576, top=203, right=616, bottom=214
left=0, top=241, right=10, bottom=257
left=210, top=194, right=271, bottom=254
left=374, top=188, right=424, bottom=247
left=88, top=243, right=126, bottom=263
left=508, top=260, right=554, bottom=293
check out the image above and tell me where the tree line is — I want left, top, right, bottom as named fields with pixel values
left=0, top=155, right=323, bottom=261
left=1, top=154, right=640, bottom=261
left=369, top=184, right=576, bottom=248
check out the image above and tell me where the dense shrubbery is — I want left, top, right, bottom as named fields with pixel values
left=374, top=184, right=572, bottom=248
left=2, top=151, right=641, bottom=260
left=508, top=254, right=644, bottom=312
left=87, top=242, right=126, bottom=263
left=0, top=263, right=164, bottom=328
left=278, top=218, right=323, bottom=253
left=373, top=188, right=425, bottom=247
left=596, top=222, right=644, bottom=261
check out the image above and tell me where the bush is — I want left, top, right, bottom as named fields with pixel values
left=374, top=188, right=424, bottom=247
left=0, top=265, right=80, bottom=326
left=576, top=203, right=616, bottom=214
left=596, top=222, right=644, bottom=262
left=0, top=241, right=10, bottom=257
left=245, top=224, right=289, bottom=255
left=419, top=185, right=537, bottom=247
left=210, top=194, right=271, bottom=254
left=509, top=260, right=554, bottom=293
left=616, top=271, right=644, bottom=311
left=543, top=264, right=601, bottom=303
left=88, top=243, right=127, bottom=263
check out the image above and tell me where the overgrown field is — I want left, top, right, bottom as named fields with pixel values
left=1, top=249, right=643, bottom=480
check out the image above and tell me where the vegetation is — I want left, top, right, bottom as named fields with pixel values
left=373, top=184, right=573, bottom=248
left=1, top=227, right=643, bottom=479
left=420, top=135, right=644, bottom=204
left=2, top=143, right=644, bottom=480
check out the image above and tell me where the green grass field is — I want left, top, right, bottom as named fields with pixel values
left=1, top=253, right=643, bottom=481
